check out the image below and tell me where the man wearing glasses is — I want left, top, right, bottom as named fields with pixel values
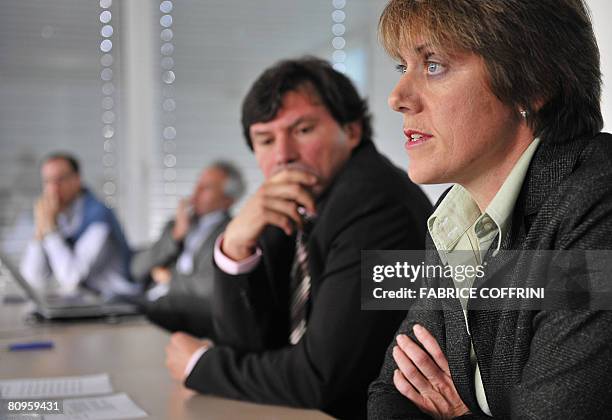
left=20, top=152, right=136, bottom=297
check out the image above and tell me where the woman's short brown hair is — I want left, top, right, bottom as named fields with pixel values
left=379, top=0, right=603, bottom=143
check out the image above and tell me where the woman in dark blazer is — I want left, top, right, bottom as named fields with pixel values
left=368, top=0, right=612, bottom=418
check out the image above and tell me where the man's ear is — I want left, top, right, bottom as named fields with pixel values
left=344, top=121, right=362, bottom=150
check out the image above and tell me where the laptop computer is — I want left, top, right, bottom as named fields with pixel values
left=0, top=252, right=142, bottom=320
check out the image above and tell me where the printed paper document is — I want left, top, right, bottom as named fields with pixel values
left=0, top=374, right=112, bottom=398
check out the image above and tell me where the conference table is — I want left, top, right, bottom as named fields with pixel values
left=0, top=297, right=332, bottom=419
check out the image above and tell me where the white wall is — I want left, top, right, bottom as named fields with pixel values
left=588, top=0, right=612, bottom=133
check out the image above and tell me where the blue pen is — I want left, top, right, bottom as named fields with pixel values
left=8, top=341, right=54, bottom=351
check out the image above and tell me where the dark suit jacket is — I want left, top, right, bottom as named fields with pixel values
left=184, top=142, right=433, bottom=419
left=368, top=133, right=612, bottom=419
left=131, top=213, right=230, bottom=337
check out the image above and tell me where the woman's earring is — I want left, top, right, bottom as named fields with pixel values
left=520, top=109, right=529, bottom=119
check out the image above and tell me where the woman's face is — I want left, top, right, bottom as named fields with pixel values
left=388, top=42, right=525, bottom=188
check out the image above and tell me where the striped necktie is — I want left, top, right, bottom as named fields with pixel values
left=289, top=217, right=315, bottom=345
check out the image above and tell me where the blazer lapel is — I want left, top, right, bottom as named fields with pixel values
left=444, top=300, right=480, bottom=411
left=421, top=235, right=480, bottom=410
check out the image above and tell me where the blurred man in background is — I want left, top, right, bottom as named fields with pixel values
left=20, top=152, right=136, bottom=297
left=131, top=161, right=244, bottom=337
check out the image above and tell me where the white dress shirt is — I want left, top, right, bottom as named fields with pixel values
left=176, top=210, right=226, bottom=275
left=20, top=194, right=135, bottom=297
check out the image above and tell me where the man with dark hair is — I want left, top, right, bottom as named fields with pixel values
left=131, top=161, right=244, bottom=337
left=20, top=152, right=136, bottom=297
left=164, top=57, right=432, bottom=418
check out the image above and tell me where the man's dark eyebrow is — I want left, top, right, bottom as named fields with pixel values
left=288, top=115, right=318, bottom=131
left=251, top=115, right=319, bottom=138
left=250, top=128, right=272, bottom=139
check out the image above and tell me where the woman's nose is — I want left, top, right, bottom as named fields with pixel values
left=388, top=73, right=422, bottom=115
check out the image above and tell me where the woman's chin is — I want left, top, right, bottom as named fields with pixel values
left=407, top=166, right=441, bottom=185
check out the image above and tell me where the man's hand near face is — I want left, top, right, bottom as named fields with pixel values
left=34, top=192, right=60, bottom=241
left=151, top=266, right=172, bottom=284
left=222, top=169, right=317, bottom=261
left=172, top=198, right=192, bottom=242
